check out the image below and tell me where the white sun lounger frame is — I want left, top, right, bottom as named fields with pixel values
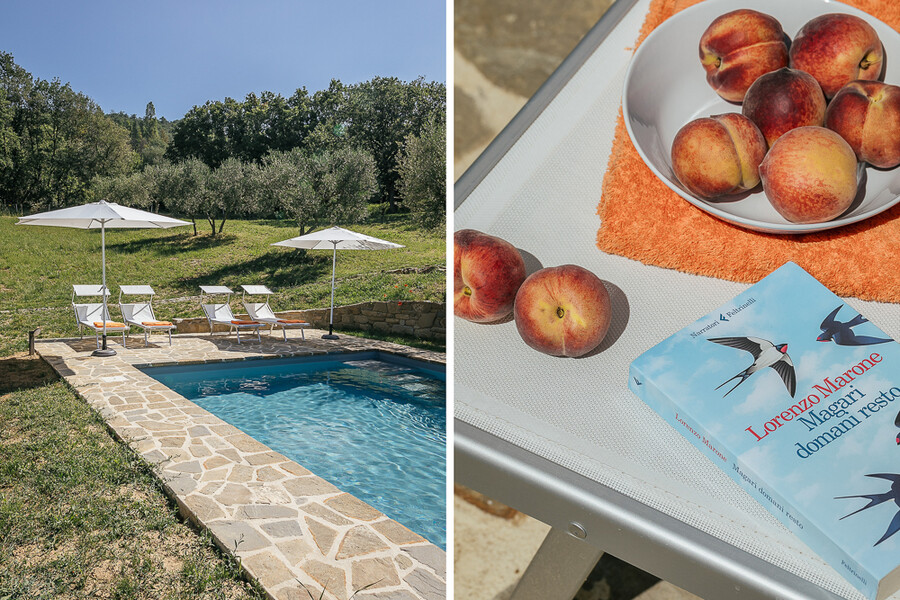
left=200, top=285, right=262, bottom=344
left=240, top=285, right=308, bottom=341
left=72, top=284, right=128, bottom=349
left=118, top=285, right=175, bottom=346
left=451, top=0, right=892, bottom=597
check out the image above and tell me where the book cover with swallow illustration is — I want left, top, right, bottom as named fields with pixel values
left=629, top=262, right=900, bottom=600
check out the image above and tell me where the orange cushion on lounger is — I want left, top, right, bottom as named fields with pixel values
left=231, top=320, right=259, bottom=325
left=276, top=319, right=308, bottom=324
left=142, top=321, right=173, bottom=327
left=94, top=321, right=126, bottom=328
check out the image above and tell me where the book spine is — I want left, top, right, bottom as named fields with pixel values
left=628, top=362, right=878, bottom=600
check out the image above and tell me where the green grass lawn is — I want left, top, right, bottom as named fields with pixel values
left=0, top=356, right=267, bottom=600
left=0, top=215, right=446, bottom=355
left=0, top=215, right=446, bottom=596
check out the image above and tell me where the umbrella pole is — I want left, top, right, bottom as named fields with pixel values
left=323, top=242, right=339, bottom=340
left=93, top=220, right=116, bottom=357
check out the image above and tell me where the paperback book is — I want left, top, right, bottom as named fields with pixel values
left=629, top=262, right=900, bottom=600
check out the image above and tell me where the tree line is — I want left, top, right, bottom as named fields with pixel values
left=107, top=102, right=175, bottom=169
left=0, top=51, right=446, bottom=230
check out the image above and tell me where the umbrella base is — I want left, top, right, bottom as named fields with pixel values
left=322, top=334, right=339, bottom=340
left=92, top=348, right=117, bottom=357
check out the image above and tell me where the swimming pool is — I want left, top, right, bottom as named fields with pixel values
left=140, top=351, right=446, bottom=548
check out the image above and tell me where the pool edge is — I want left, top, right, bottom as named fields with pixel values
left=35, top=331, right=446, bottom=600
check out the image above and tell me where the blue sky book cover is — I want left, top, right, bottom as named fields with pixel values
left=629, top=262, right=900, bottom=600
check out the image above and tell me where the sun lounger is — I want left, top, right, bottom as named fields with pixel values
left=72, top=285, right=128, bottom=349
left=200, top=285, right=262, bottom=344
left=118, top=285, right=175, bottom=346
left=240, top=285, right=309, bottom=341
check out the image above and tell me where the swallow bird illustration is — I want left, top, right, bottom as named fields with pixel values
left=708, top=336, right=796, bottom=397
left=836, top=474, right=900, bottom=546
left=895, top=409, right=900, bottom=446
left=817, top=305, right=892, bottom=346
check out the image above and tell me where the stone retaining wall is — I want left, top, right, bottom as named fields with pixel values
left=174, top=301, right=446, bottom=342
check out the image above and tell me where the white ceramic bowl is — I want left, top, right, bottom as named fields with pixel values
left=622, top=0, right=900, bottom=234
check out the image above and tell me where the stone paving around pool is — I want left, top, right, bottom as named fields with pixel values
left=36, top=328, right=446, bottom=600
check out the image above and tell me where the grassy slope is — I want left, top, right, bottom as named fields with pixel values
left=0, top=356, right=267, bottom=599
left=0, top=216, right=446, bottom=355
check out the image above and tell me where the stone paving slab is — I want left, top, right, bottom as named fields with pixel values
left=37, top=328, right=446, bottom=600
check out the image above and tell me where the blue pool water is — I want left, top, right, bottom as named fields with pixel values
left=141, top=352, right=446, bottom=548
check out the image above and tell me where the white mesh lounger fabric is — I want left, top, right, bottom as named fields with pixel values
left=199, top=285, right=262, bottom=344
left=454, top=0, right=900, bottom=597
left=118, top=285, right=175, bottom=346
left=71, top=285, right=128, bottom=349
left=240, top=285, right=309, bottom=341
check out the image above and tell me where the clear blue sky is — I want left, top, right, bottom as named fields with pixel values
left=1, top=1, right=447, bottom=121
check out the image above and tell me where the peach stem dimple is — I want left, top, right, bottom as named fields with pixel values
left=556, top=307, right=565, bottom=319
left=861, top=55, right=882, bottom=70
left=463, top=286, right=472, bottom=297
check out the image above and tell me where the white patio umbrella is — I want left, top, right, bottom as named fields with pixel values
left=272, top=226, right=404, bottom=339
left=17, top=200, right=191, bottom=356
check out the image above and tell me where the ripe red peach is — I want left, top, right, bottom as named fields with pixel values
left=790, top=13, right=883, bottom=99
left=699, top=9, right=789, bottom=103
left=742, top=67, right=827, bottom=147
left=825, top=80, right=900, bottom=168
left=759, top=126, right=859, bottom=224
left=454, top=229, right=527, bottom=323
left=513, top=265, right=611, bottom=358
left=670, top=113, right=767, bottom=199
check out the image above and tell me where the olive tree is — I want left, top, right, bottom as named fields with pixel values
left=396, top=117, right=445, bottom=229
left=261, top=146, right=376, bottom=235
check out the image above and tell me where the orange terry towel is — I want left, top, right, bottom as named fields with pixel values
left=94, top=321, right=126, bottom=329
left=596, top=0, right=900, bottom=303
left=142, top=321, right=173, bottom=327
left=277, top=319, right=309, bottom=324
left=231, top=320, right=260, bottom=325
